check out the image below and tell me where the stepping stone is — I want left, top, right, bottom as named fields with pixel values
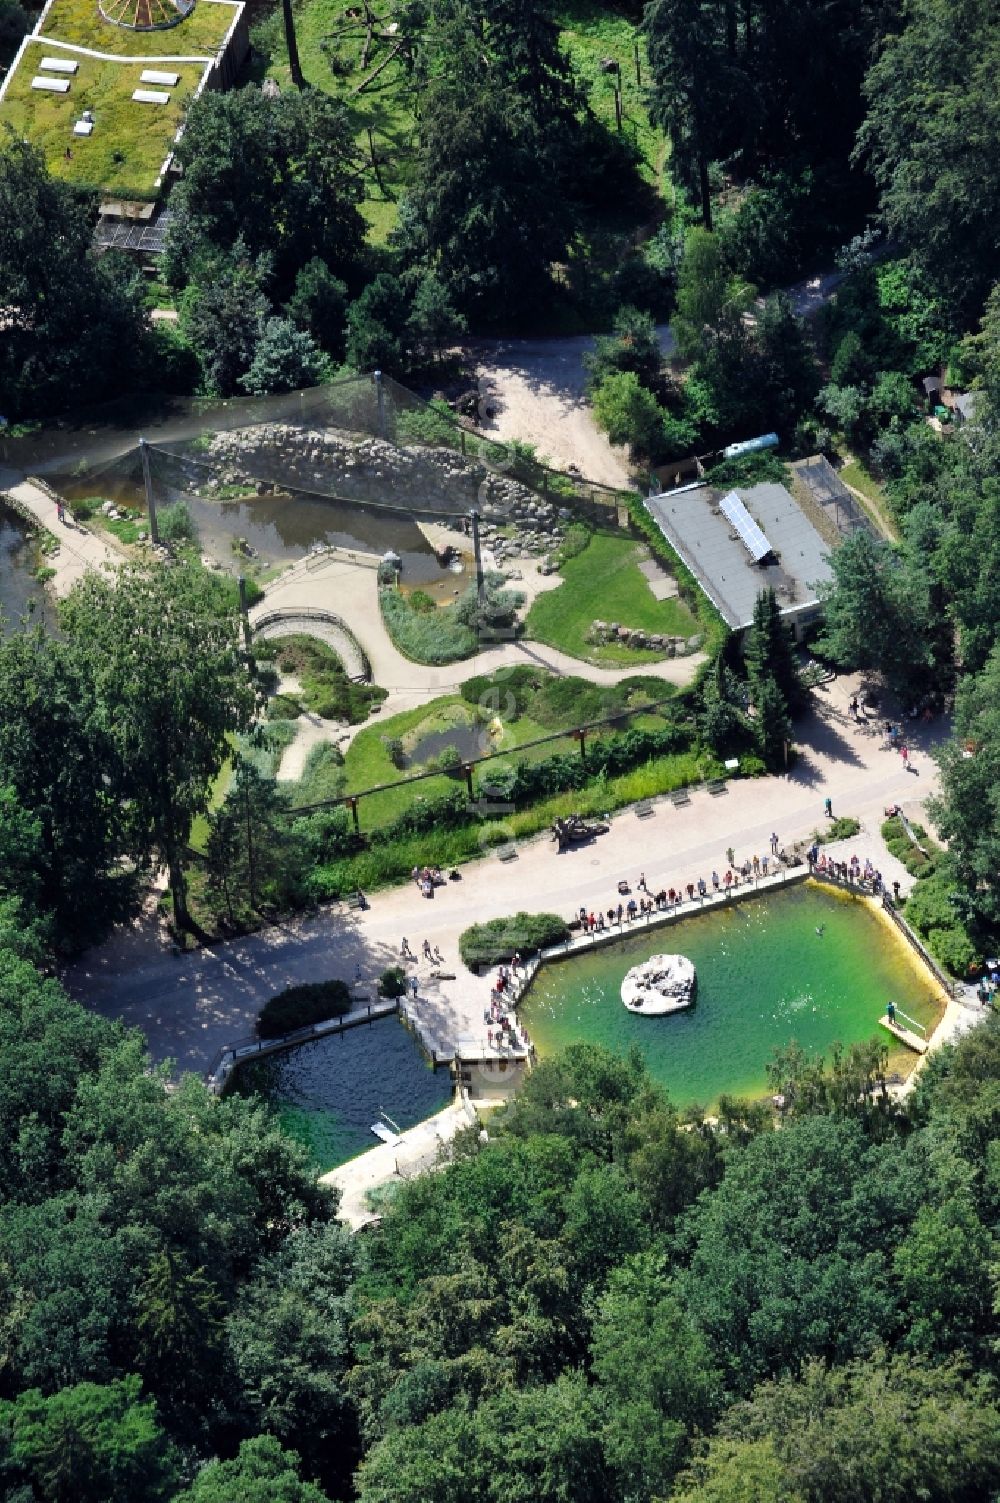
left=132, top=89, right=170, bottom=103
left=31, top=76, right=70, bottom=92
left=39, top=57, right=79, bottom=73
left=140, top=69, right=180, bottom=85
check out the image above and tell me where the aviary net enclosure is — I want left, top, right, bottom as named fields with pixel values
left=13, top=375, right=627, bottom=546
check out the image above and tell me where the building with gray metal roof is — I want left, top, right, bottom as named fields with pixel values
left=644, top=480, right=833, bottom=635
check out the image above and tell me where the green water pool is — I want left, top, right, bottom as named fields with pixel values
left=519, top=882, right=945, bottom=1107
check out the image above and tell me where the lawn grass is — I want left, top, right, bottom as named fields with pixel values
left=555, top=0, right=667, bottom=195
left=257, top=0, right=417, bottom=245
left=257, top=0, right=669, bottom=248
left=839, top=457, right=899, bottom=540
left=341, top=694, right=555, bottom=827
left=526, top=530, right=697, bottom=664
left=189, top=752, right=234, bottom=854
left=38, top=0, right=236, bottom=56
left=1, top=41, right=207, bottom=197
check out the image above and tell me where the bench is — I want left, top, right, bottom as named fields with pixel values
left=496, top=843, right=518, bottom=863
left=635, top=800, right=654, bottom=819
left=669, top=787, right=691, bottom=807
left=345, top=890, right=366, bottom=911
left=140, top=69, right=180, bottom=85
left=132, top=89, right=170, bottom=104
left=707, top=778, right=728, bottom=795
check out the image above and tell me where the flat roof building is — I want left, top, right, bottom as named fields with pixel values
left=645, top=480, right=833, bottom=636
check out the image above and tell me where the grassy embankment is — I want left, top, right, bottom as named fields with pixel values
left=526, top=530, right=698, bottom=664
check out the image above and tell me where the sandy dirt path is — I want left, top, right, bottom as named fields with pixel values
left=466, top=326, right=669, bottom=491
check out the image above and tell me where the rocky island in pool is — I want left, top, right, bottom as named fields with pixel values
left=621, top=954, right=696, bottom=1015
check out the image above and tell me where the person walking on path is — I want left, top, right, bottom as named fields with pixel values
left=770, top=832, right=779, bottom=855
left=901, top=744, right=911, bottom=770
left=824, top=797, right=833, bottom=818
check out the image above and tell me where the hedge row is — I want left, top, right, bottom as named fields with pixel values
left=880, top=816, right=939, bottom=878
left=459, top=912, right=570, bottom=970
left=256, top=979, right=353, bottom=1037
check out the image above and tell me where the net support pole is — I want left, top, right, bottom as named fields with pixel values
left=374, top=369, right=386, bottom=439
left=237, top=575, right=255, bottom=673
left=469, top=508, right=485, bottom=601
left=139, top=437, right=159, bottom=545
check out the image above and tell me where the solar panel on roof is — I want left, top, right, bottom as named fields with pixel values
left=719, top=490, right=771, bottom=563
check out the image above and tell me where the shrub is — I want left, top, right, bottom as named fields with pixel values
left=380, top=588, right=478, bottom=664
left=903, top=867, right=976, bottom=976
left=460, top=665, right=539, bottom=718
left=268, top=633, right=384, bottom=723
left=378, top=966, right=408, bottom=998
left=157, top=499, right=198, bottom=543
left=381, top=736, right=406, bottom=769
left=267, top=694, right=301, bottom=720
left=880, top=815, right=939, bottom=877
left=459, top=912, right=570, bottom=970
left=292, top=743, right=347, bottom=805
left=256, top=978, right=353, bottom=1036
left=814, top=815, right=861, bottom=845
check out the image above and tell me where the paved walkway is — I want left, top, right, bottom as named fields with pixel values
left=257, top=551, right=706, bottom=726
left=0, top=470, right=121, bottom=597
left=65, top=672, right=961, bottom=1079
left=321, top=1098, right=477, bottom=1229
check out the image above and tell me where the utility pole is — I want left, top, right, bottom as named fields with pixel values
left=139, top=437, right=159, bottom=545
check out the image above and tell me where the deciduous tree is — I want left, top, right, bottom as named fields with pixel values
left=59, top=563, right=257, bottom=932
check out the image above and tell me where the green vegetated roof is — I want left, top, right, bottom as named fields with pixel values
left=37, top=0, right=236, bottom=57
left=0, top=38, right=208, bottom=199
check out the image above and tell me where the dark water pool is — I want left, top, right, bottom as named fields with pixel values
left=408, top=722, right=491, bottom=766
left=235, top=1017, right=453, bottom=1171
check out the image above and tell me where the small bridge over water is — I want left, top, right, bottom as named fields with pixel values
left=251, top=605, right=370, bottom=682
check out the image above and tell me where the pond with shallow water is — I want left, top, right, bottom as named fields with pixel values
left=520, top=883, right=945, bottom=1108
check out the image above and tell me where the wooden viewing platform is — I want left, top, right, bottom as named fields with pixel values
left=879, top=1017, right=928, bottom=1054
